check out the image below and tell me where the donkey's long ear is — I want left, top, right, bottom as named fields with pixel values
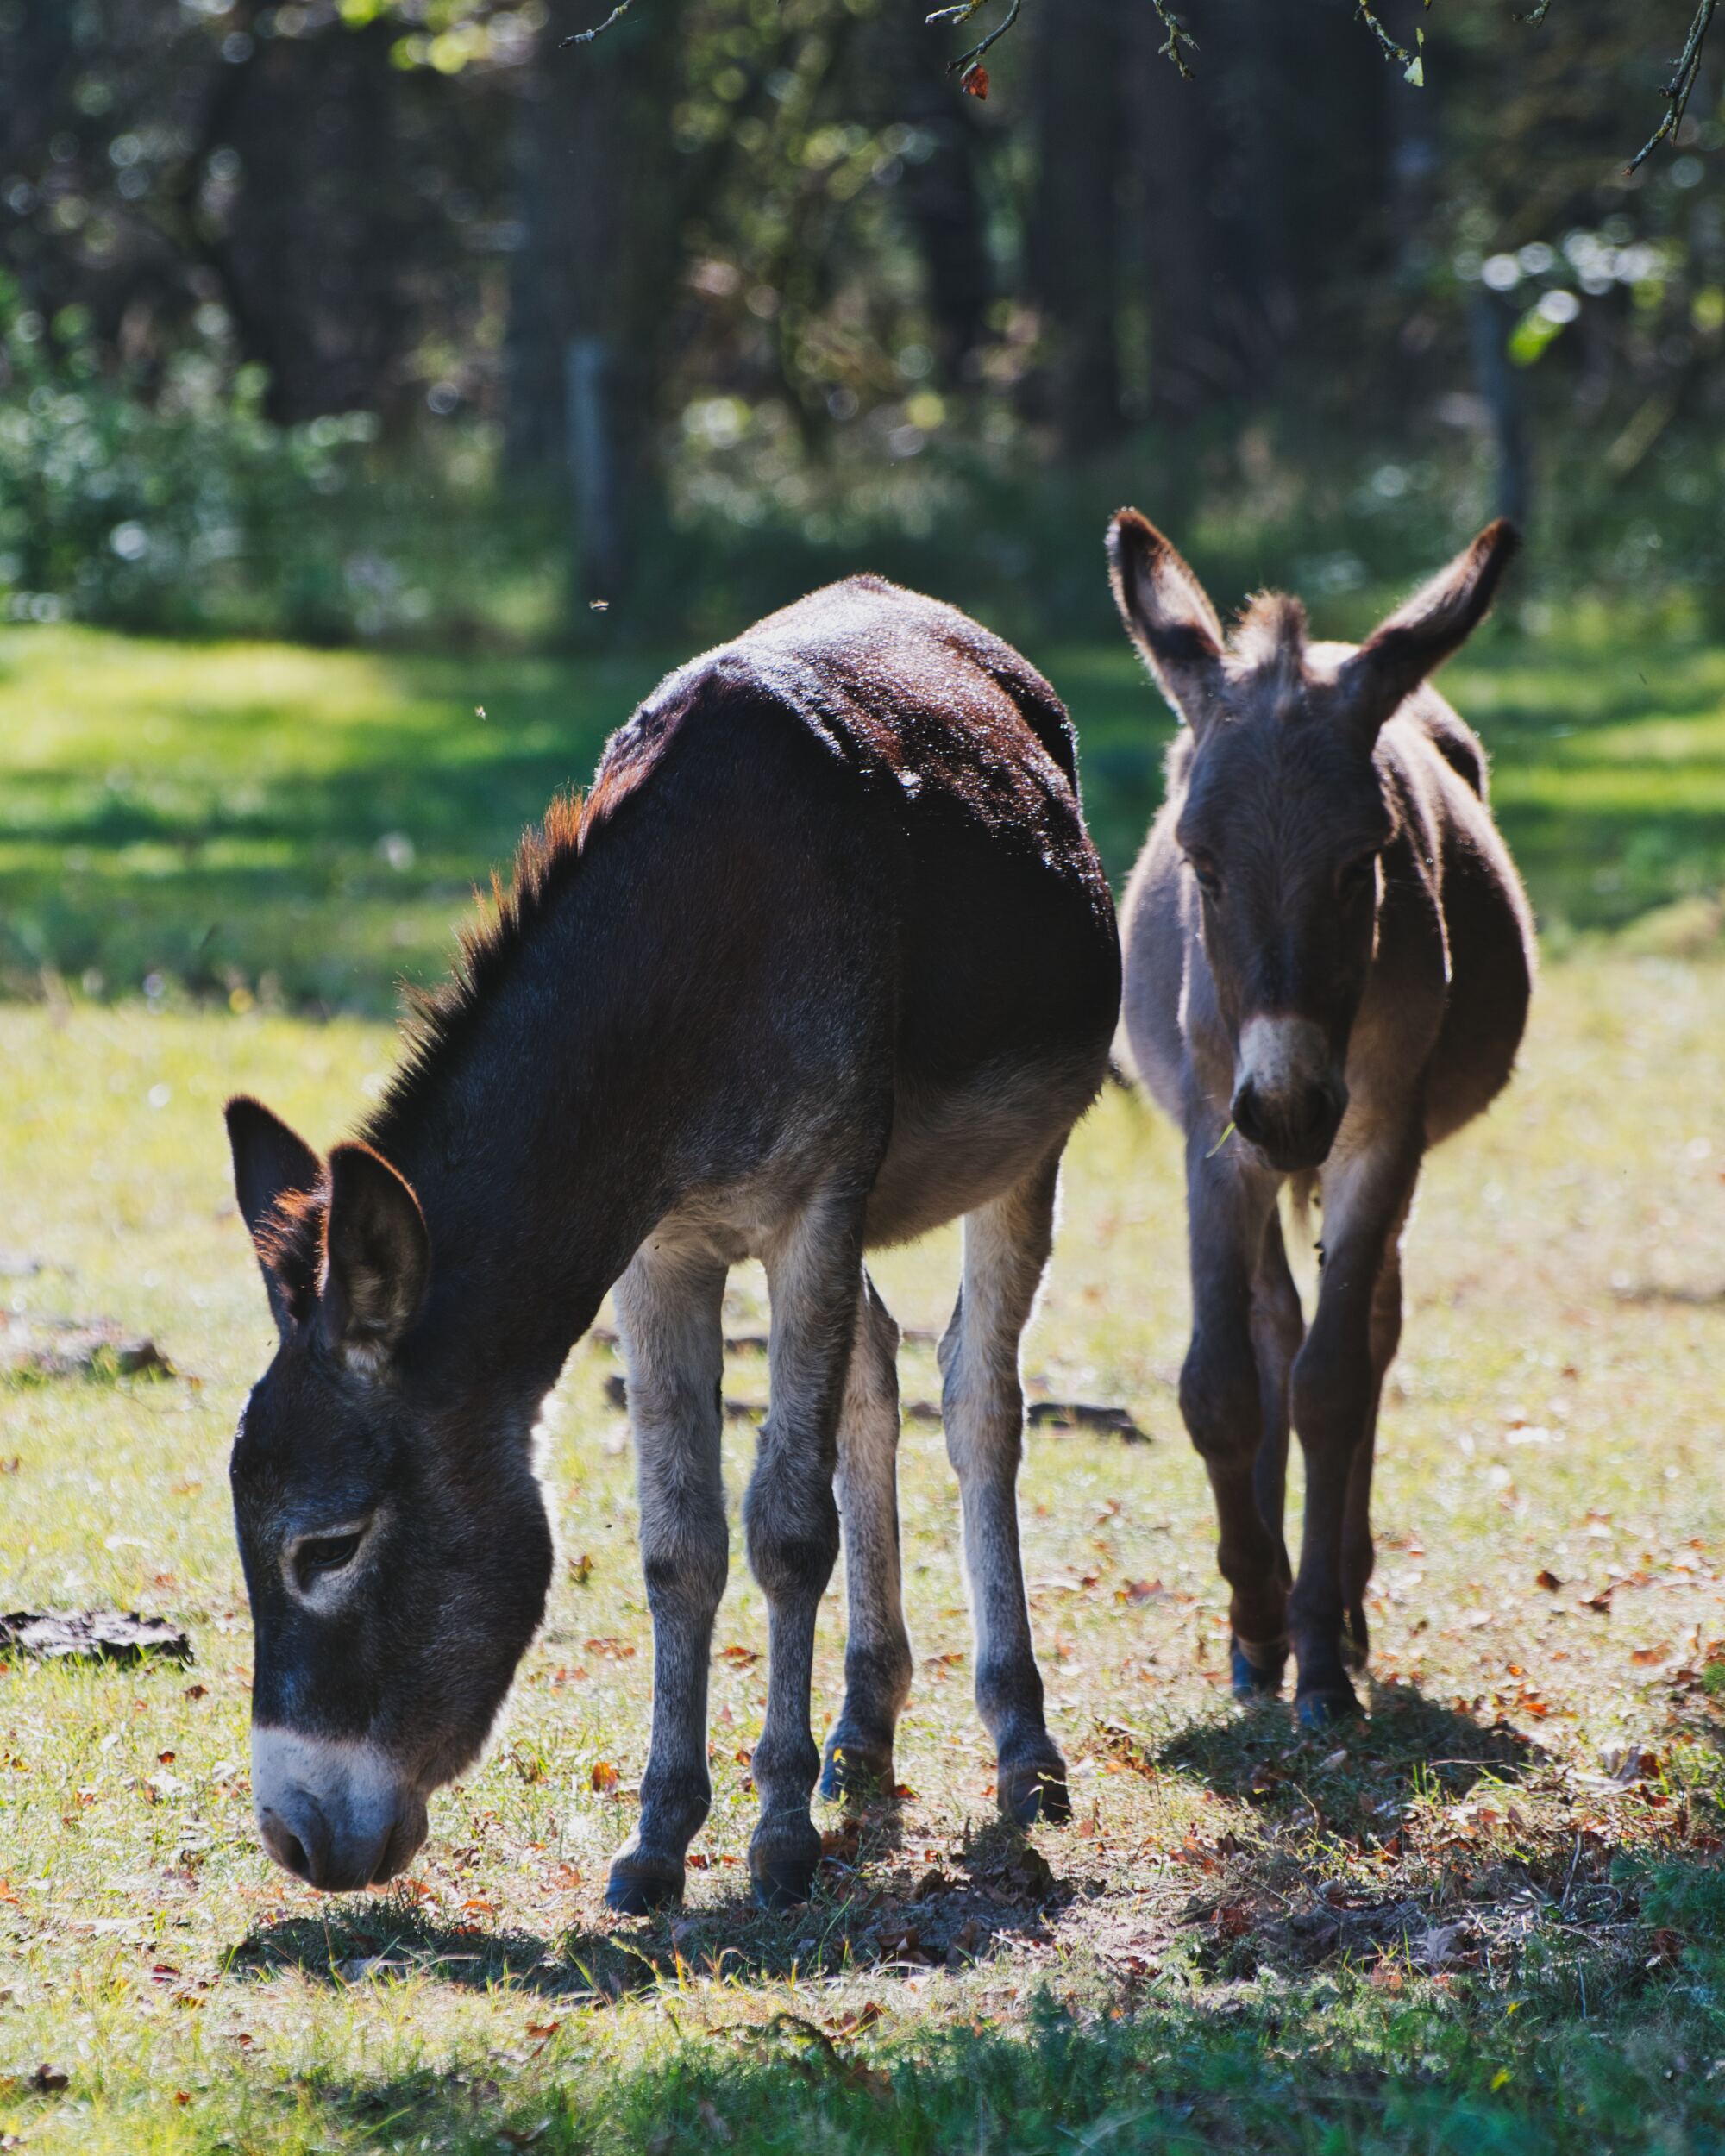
left=321, top=1143, right=430, bottom=1375
left=226, top=1096, right=323, bottom=1336
left=1107, top=510, right=1226, bottom=733
left=1337, top=519, right=1520, bottom=738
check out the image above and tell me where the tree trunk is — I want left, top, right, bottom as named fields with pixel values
left=204, top=21, right=420, bottom=423
left=522, top=0, right=695, bottom=616
left=1025, top=0, right=1126, bottom=455
left=863, top=6, right=993, bottom=386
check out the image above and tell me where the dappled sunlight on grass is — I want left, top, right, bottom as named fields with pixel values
left=2, top=617, right=1722, bottom=1029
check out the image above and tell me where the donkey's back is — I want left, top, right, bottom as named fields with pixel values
left=599, top=575, right=1121, bottom=1243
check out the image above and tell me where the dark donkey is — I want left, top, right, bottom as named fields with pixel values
left=1108, top=511, right=1534, bottom=1727
left=223, top=576, right=1120, bottom=1909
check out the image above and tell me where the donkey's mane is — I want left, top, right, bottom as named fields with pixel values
left=1227, top=592, right=1308, bottom=674
left=369, top=789, right=591, bottom=1136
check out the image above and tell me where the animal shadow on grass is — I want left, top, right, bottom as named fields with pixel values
left=225, top=1809, right=1070, bottom=2001
left=1149, top=1677, right=1543, bottom=1830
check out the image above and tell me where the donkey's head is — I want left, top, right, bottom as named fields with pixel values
left=1109, top=511, right=1518, bottom=1174
left=223, top=1098, right=554, bottom=1891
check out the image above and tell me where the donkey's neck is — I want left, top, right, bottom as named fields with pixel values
left=363, top=830, right=681, bottom=1410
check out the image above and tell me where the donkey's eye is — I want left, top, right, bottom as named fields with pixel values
left=1339, top=853, right=1378, bottom=898
left=295, top=1532, right=364, bottom=1584
left=1186, top=852, right=1223, bottom=898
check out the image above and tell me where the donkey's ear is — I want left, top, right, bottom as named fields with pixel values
left=1107, top=510, right=1226, bottom=732
left=1337, top=520, right=1521, bottom=737
left=226, top=1096, right=323, bottom=1335
left=321, top=1143, right=430, bottom=1375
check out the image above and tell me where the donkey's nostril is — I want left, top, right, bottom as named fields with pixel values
left=259, top=1796, right=334, bottom=1886
left=1231, top=1081, right=1264, bottom=1145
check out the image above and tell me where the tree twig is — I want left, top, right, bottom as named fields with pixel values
left=1627, top=0, right=1719, bottom=170
left=927, top=0, right=1021, bottom=81
left=559, top=0, right=639, bottom=49
left=1355, top=1, right=1410, bottom=66
left=1151, top=1, right=1196, bottom=77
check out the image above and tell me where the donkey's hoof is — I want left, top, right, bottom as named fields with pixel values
left=605, top=1851, right=684, bottom=1915
left=1295, top=1685, right=1360, bottom=1733
left=750, top=1817, right=822, bottom=1911
left=819, top=1733, right=894, bottom=1804
left=1231, top=1635, right=1289, bottom=1698
left=997, top=1752, right=1071, bottom=1827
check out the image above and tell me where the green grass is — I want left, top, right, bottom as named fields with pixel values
left=4, top=617, right=1725, bottom=2152
left=1, top=610, right=1722, bottom=1020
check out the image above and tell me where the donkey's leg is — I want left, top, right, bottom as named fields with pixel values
left=606, top=1244, right=730, bottom=1915
left=820, top=1270, right=913, bottom=1802
left=1287, top=1138, right=1420, bottom=1727
left=1245, top=1204, right=1303, bottom=1689
left=745, top=1188, right=868, bottom=1908
left=1180, top=1134, right=1287, bottom=1697
left=1340, top=1194, right=1411, bottom=1670
left=939, top=1147, right=1070, bottom=1827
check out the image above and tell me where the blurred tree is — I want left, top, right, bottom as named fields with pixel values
left=2, top=0, right=1722, bottom=638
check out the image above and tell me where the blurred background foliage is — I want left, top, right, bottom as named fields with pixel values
left=3, top=0, right=1723, bottom=649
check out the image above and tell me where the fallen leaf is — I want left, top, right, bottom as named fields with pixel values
left=590, top=1760, right=620, bottom=1793
left=1535, top=1569, right=1563, bottom=1592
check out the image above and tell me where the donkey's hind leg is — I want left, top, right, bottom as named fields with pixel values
left=745, top=1184, right=869, bottom=1908
left=1241, top=1206, right=1303, bottom=1695
left=941, top=1146, right=1070, bottom=1827
left=820, top=1270, right=913, bottom=1802
left=1340, top=1198, right=1410, bottom=1671
left=607, top=1243, right=730, bottom=1915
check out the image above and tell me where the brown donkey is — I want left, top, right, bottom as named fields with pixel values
left=1108, top=512, right=1534, bottom=1727
left=223, top=576, right=1120, bottom=1910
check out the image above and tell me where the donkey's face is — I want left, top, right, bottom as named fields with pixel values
left=223, top=1100, right=554, bottom=1891
left=1109, top=511, right=1519, bottom=1173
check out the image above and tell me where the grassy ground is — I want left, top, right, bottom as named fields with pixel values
left=3, top=605, right=1724, bottom=1018
left=3, top=620, right=1725, bottom=2153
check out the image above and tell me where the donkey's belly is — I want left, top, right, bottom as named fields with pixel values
left=863, top=1049, right=1105, bottom=1247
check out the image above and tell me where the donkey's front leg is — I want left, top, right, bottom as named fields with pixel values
left=1287, top=1138, right=1419, bottom=1727
left=606, top=1245, right=729, bottom=1915
left=1181, top=1139, right=1288, bottom=1696
left=820, top=1270, right=913, bottom=1801
left=745, top=1190, right=866, bottom=1908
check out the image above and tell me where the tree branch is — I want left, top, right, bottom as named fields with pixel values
left=559, top=0, right=640, bottom=49
left=555, top=0, right=1714, bottom=166
left=1627, top=0, right=1719, bottom=170
left=926, top=0, right=1021, bottom=84
left=1354, top=2, right=1409, bottom=66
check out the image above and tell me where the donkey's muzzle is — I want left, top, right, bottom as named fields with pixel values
left=252, top=1726, right=429, bottom=1892
left=1231, top=1074, right=1346, bottom=1174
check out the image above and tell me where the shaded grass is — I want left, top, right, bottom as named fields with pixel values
left=2, top=609, right=1722, bottom=1018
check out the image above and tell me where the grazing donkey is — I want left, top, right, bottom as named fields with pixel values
left=1108, top=511, right=1534, bottom=1727
left=223, top=576, right=1120, bottom=1909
